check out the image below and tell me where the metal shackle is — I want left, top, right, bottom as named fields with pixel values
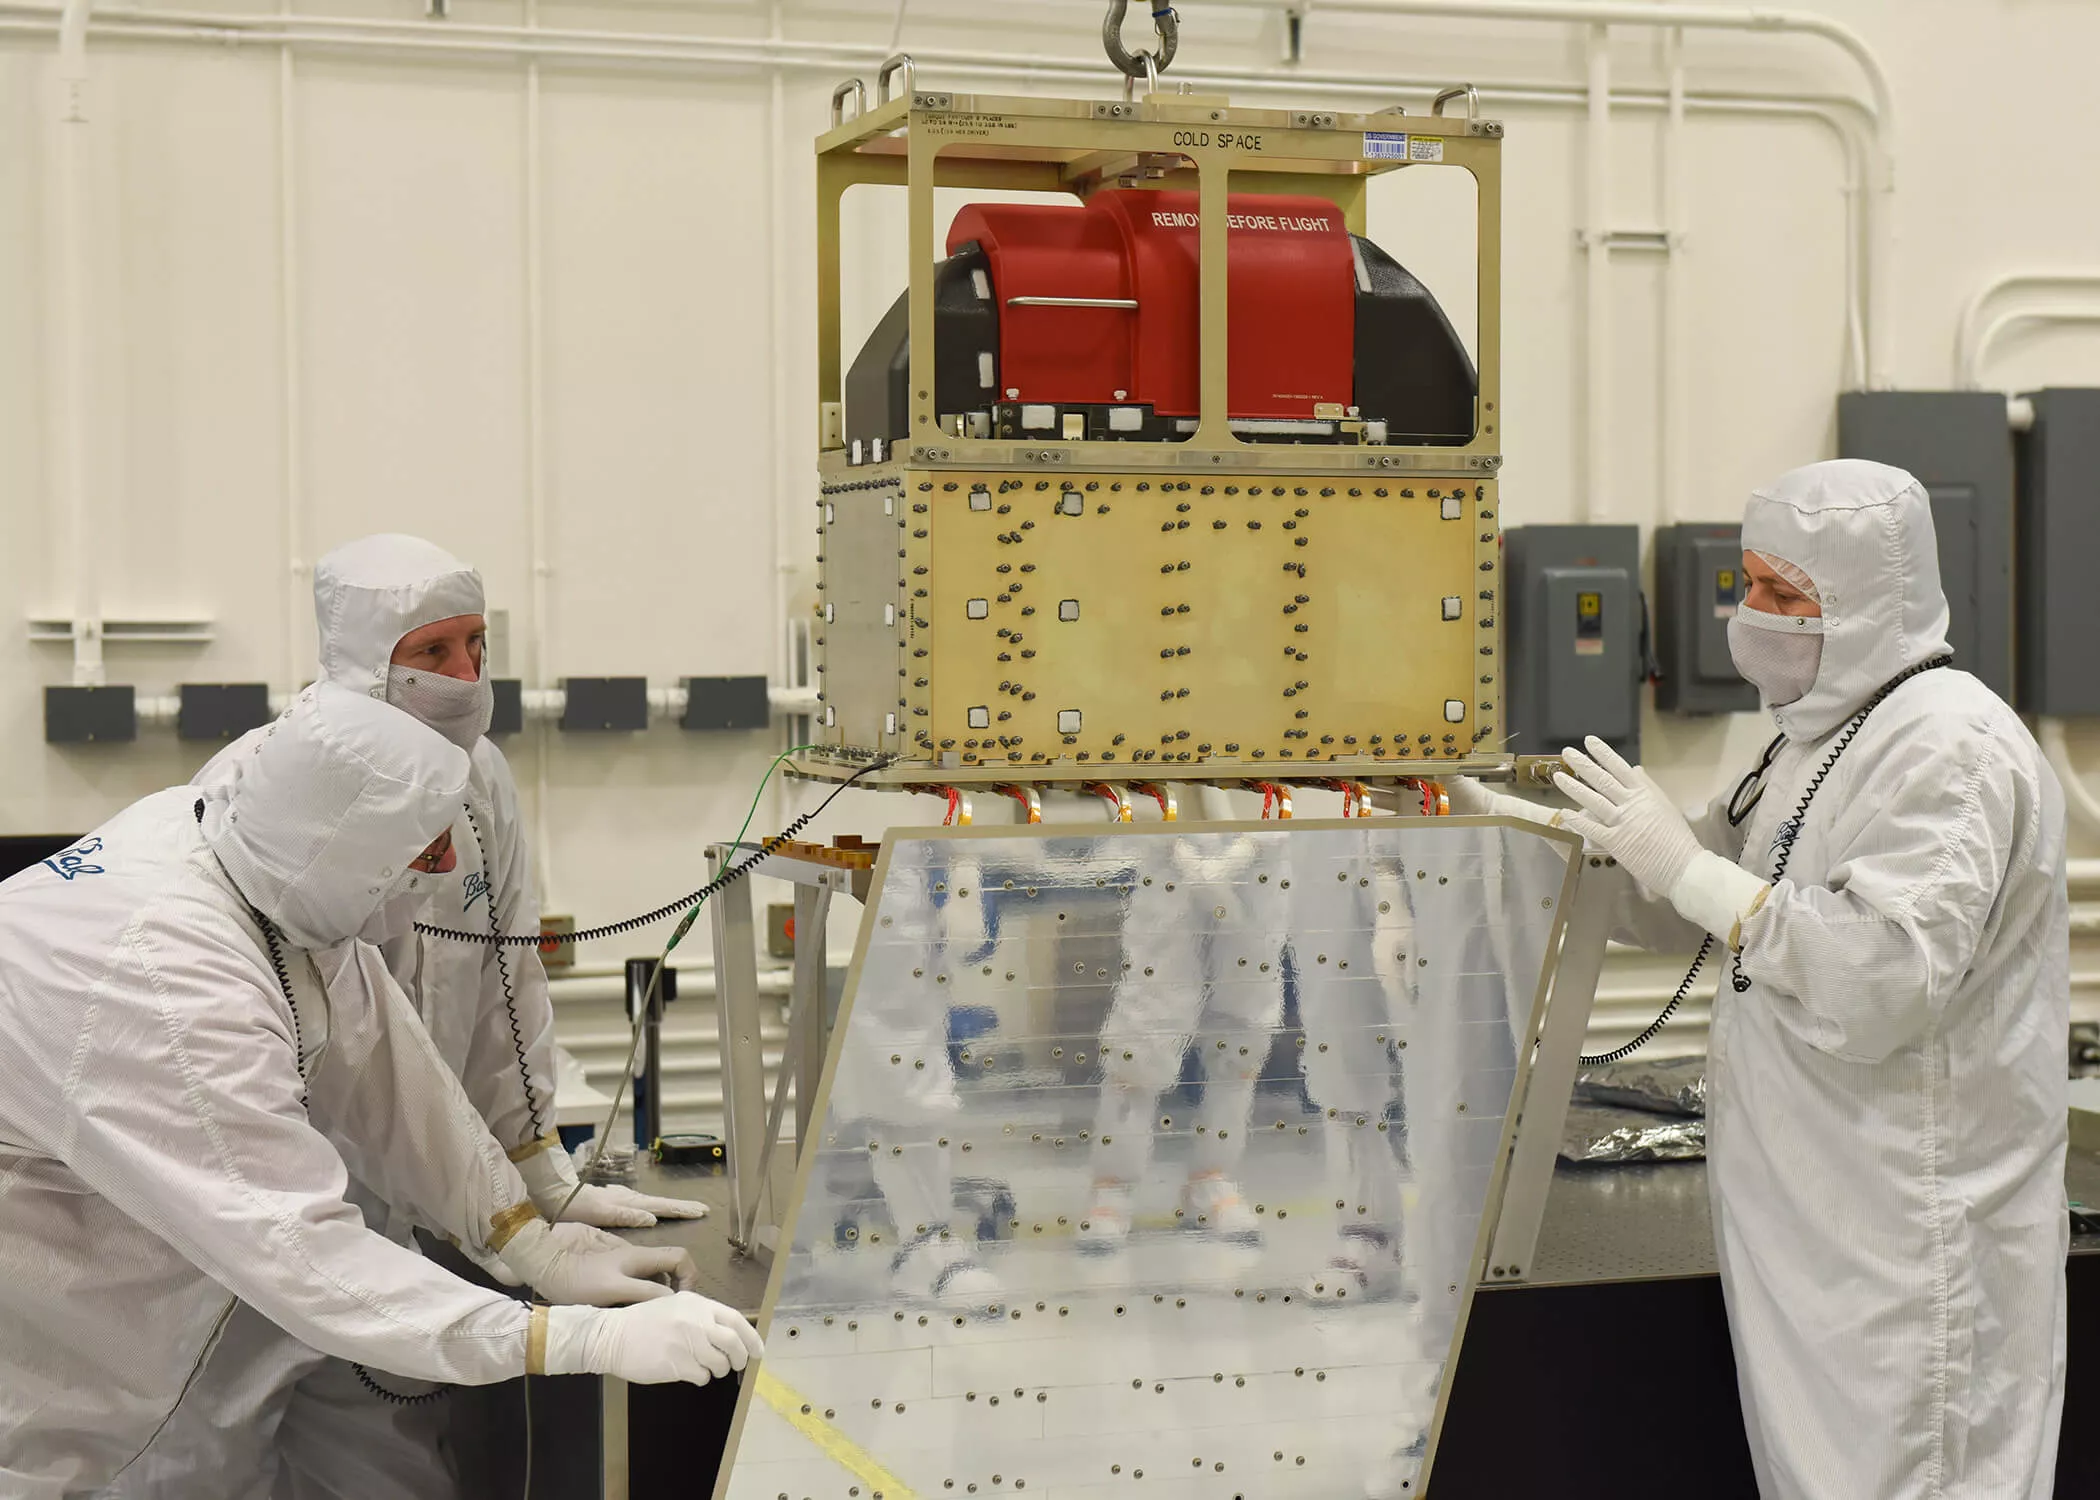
left=1102, top=0, right=1178, bottom=80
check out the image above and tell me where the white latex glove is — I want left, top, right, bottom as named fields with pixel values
left=542, top=1293, right=764, bottom=1384
left=462, top=1220, right=630, bottom=1288
left=1669, top=849, right=1772, bottom=951
left=516, top=1146, right=709, bottom=1229
left=1552, top=737, right=1703, bottom=896
left=497, top=1216, right=699, bottom=1307
left=1555, top=737, right=1772, bottom=946
left=1446, top=776, right=1562, bottom=826
left=562, top=1183, right=711, bottom=1228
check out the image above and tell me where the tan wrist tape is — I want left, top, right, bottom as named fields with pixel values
left=526, top=1305, right=549, bottom=1376
left=1727, top=884, right=1772, bottom=954
left=487, top=1200, right=540, bottom=1252
left=507, top=1132, right=564, bottom=1164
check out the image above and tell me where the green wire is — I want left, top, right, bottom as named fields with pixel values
left=663, top=742, right=817, bottom=955
left=555, top=743, right=818, bottom=1219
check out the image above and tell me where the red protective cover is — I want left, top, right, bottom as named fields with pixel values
left=946, top=188, right=1355, bottom=419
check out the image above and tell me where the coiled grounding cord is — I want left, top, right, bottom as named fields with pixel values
left=413, top=755, right=892, bottom=950
left=1578, top=656, right=1951, bottom=1065
left=1726, top=656, right=1950, bottom=995
left=357, top=751, right=893, bottom=1402
left=459, top=801, right=550, bottom=1143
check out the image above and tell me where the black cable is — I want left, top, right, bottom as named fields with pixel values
left=1580, top=933, right=1713, bottom=1069
left=413, top=758, right=896, bottom=949
left=462, top=802, right=549, bottom=1142
left=196, top=798, right=305, bottom=1107
left=365, top=758, right=895, bottom=1395
left=1580, top=656, right=1952, bottom=1063
left=255, top=915, right=307, bottom=1110
left=353, top=1362, right=449, bottom=1407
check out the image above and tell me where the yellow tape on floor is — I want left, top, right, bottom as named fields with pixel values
left=754, top=1368, right=919, bottom=1500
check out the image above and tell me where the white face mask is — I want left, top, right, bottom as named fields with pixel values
left=386, top=664, right=493, bottom=752
left=1728, top=604, right=1825, bottom=708
left=358, top=869, right=432, bottom=944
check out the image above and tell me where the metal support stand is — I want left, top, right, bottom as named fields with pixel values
left=707, top=845, right=769, bottom=1252
left=1482, top=854, right=1624, bottom=1281
left=707, top=841, right=872, bottom=1259
left=789, top=883, right=832, bottom=1144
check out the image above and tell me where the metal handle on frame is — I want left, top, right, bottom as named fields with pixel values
left=1431, top=83, right=1479, bottom=126
left=830, top=77, right=867, bottom=126
left=1006, top=296, right=1141, bottom=310
left=877, top=53, right=916, bottom=104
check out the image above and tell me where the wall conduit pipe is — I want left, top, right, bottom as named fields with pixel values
left=52, top=0, right=99, bottom=685
left=766, top=0, right=794, bottom=830
left=1658, top=21, right=1686, bottom=518
left=521, top=0, right=560, bottom=905
left=1957, top=272, right=2100, bottom=389
left=1583, top=23, right=1610, bottom=523
left=274, top=0, right=303, bottom=698
left=1964, top=304, right=2100, bottom=393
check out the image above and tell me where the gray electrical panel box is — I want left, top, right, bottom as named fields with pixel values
left=1504, top=524, right=1642, bottom=762
left=2016, top=389, right=2100, bottom=714
left=176, top=683, right=273, bottom=742
left=1837, top=392, right=2014, bottom=701
left=44, top=685, right=136, bottom=744
left=1654, top=523, right=1755, bottom=715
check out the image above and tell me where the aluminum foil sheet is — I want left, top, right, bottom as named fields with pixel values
left=1558, top=1102, right=1706, bottom=1165
left=1574, top=1055, right=1707, bottom=1117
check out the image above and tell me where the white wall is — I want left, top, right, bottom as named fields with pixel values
left=9, top=1, right=2100, bottom=1073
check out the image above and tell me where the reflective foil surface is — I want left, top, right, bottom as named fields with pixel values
left=726, top=821, right=1577, bottom=1500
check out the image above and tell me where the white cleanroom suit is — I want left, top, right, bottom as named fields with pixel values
left=201, top=533, right=692, bottom=1228
left=0, top=685, right=757, bottom=1499
left=1554, top=460, right=2069, bottom=1500
left=135, top=537, right=705, bottom=1500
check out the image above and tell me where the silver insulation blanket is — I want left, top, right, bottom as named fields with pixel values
left=1574, top=1056, right=1707, bottom=1118
left=1558, top=1103, right=1707, bottom=1165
